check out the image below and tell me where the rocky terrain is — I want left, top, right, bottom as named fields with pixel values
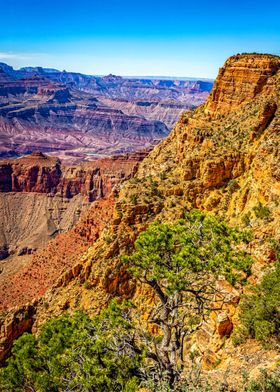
left=2, top=63, right=212, bottom=108
left=0, top=150, right=143, bottom=319
left=0, top=54, right=280, bottom=388
left=0, top=69, right=168, bottom=162
left=0, top=63, right=212, bottom=162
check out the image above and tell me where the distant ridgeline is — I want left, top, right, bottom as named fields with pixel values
left=0, top=62, right=212, bottom=162
left=1, top=54, right=280, bottom=390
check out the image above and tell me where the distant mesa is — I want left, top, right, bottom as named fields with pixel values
left=102, top=73, right=123, bottom=82
left=29, top=151, right=47, bottom=158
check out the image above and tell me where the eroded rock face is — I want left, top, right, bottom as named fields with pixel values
left=0, top=151, right=141, bottom=199
left=0, top=192, right=88, bottom=260
left=0, top=304, right=36, bottom=362
left=0, top=64, right=213, bottom=161
left=1, top=54, right=280, bottom=385
left=0, top=153, right=62, bottom=194
left=205, top=54, right=280, bottom=117
left=216, top=313, right=233, bottom=337
left=0, top=151, right=141, bottom=268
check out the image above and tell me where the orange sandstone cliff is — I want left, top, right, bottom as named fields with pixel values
left=1, top=54, right=280, bottom=387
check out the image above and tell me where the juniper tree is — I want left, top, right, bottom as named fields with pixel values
left=0, top=305, right=141, bottom=392
left=0, top=211, right=252, bottom=392
left=124, top=210, right=252, bottom=388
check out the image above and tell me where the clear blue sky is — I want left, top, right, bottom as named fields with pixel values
left=0, top=0, right=279, bottom=78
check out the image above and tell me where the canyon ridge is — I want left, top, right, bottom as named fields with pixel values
left=0, top=54, right=280, bottom=390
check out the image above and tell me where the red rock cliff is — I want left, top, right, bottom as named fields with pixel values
left=0, top=151, right=143, bottom=201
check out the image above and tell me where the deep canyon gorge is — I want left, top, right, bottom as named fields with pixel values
left=0, top=53, right=280, bottom=390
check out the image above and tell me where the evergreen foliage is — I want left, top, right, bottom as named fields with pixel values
left=235, top=260, right=280, bottom=344
left=123, top=210, right=252, bottom=388
left=0, top=210, right=254, bottom=391
left=0, top=303, right=141, bottom=392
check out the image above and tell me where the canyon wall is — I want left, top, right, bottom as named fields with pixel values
left=0, top=151, right=140, bottom=199
left=1, top=54, right=280, bottom=386
left=205, top=54, right=280, bottom=117
left=27, top=53, right=280, bottom=386
left=0, top=151, right=141, bottom=260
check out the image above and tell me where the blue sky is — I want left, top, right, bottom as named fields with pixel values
left=0, top=0, right=279, bottom=78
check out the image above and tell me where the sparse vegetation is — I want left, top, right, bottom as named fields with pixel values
left=130, top=193, right=138, bottom=205
left=242, top=211, right=252, bottom=227
left=234, top=254, right=280, bottom=345
left=227, top=179, right=239, bottom=193
left=160, top=171, right=168, bottom=180
left=0, top=211, right=254, bottom=391
left=253, top=202, right=272, bottom=221
left=243, top=367, right=280, bottom=392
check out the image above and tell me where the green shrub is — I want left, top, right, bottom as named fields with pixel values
left=0, top=305, right=141, bottom=392
left=159, top=172, right=168, bottom=180
left=253, top=202, right=272, bottom=220
left=130, top=194, right=138, bottom=205
left=235, top=261, right=280, bottom=344
left=242, top=211, right=252, bottom=227
left=227, top=179, right=239, bottom=193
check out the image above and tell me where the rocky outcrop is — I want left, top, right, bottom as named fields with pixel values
left=0, top=303, right=36, bottom=362
left=0, top=153, right=62, bottom=194
left=1, top=54, right=280, bottom=386
left=0, top=151, right=142, bottom=199
left=205, top=54, right=280, bottom=117
left=0, top=151, right=141, bottom=261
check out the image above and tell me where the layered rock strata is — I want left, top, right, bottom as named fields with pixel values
left=0, top=151, right=141, bottom=199
left=0, top=64, right=213, bottom=161
left=0, top=150, right=141, bottom=266
left=1, top=54, right=280, bottom=386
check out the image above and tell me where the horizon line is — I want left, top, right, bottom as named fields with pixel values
left=0, top=61, right=215, bottom=82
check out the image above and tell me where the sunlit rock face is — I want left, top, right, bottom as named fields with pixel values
left=0, top=64, right=213, bottom=162
left=1, top=54, right=280, bottom=386
left=205, top=54, right=280, bottom=117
